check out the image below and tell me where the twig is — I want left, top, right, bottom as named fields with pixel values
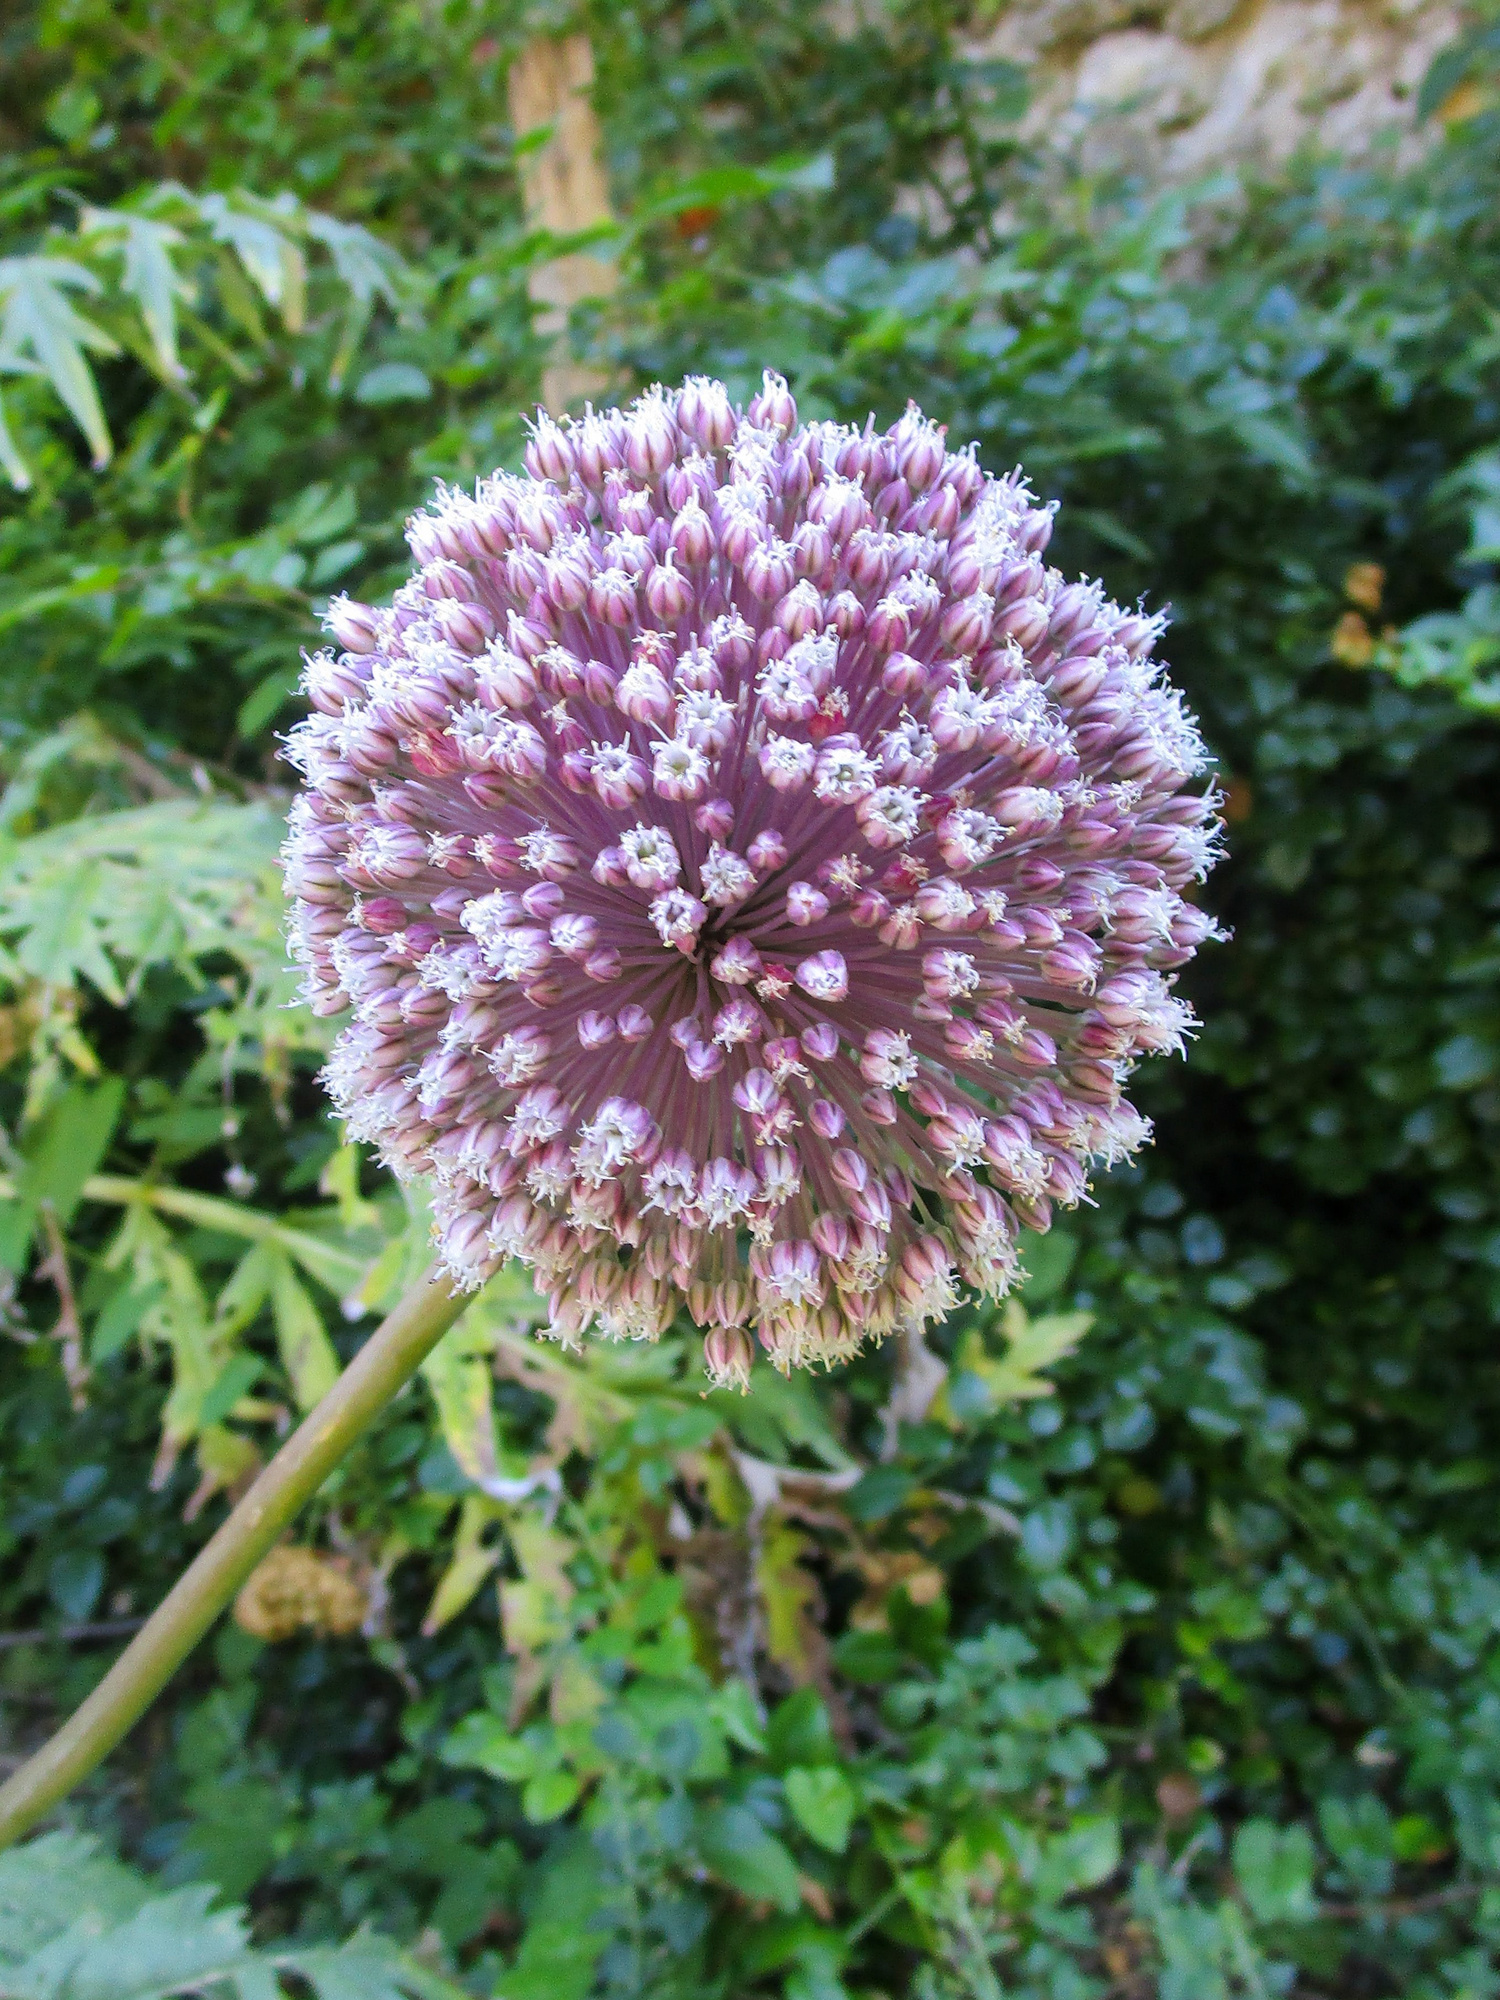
left=878, top=1327, right=948, bottom=1461
left=0, top=1618, right=147, bottom=1653
left=0, top=1171, right=367, bottom=1285
left=36, top=1204, right=88, bottom=1409
left=929, top=1485, right=1022, bottom=1536
left=1322, top=1882, right=1481, bottom=1921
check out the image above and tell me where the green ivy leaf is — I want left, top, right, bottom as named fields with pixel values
left=784, top=1767, right=856, bottom=1854
left=697, top=1804, right=802, bottom=1912
left=522, top=1770, right=581, bottom=1824
left=1231, top=1819, right=1318, bottom=1924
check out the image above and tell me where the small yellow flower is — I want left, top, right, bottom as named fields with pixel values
left=234, top=1545, right=367, bottom=1641
left=1343, top=562, right=1385, bottom=613
left=1330, top=611, right=1376, bottom=668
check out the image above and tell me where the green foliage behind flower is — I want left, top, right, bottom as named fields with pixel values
left=1, top=3, right=1499, bottom=1998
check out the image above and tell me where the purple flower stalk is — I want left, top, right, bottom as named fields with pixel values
left=283, top=374, right=1221, bottom=1386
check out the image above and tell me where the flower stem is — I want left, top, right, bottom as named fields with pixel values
left=0, top=1263, right=466, bottom=1851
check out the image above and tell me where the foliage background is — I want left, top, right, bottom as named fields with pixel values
left=1, top=3, right=1499, bottom=1996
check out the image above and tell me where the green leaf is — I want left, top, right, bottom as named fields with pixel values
left=44, top=83, right=100, bottom=147
left=236, top=669, right=300, bottom=739
left=1232, top=1819, right=1318, bottom=1924
left=47, top=1547, right=104, bottom=1622
left=0, top=1833, right=433, bottom=2000
left=18, top=1075, right=124, bottom=1227
left=0, top=799, right=285, bottom=1005
left=420, top=1308, right=503, bottom=1491
left=767, top=1687, right=838, bottom=1772
left=1319, top=1794, right=1394, bottom=1898
left=522, top=1769, right=582, bottom=1823
left=934, top=1298, right=1093, bottom=1425
left=1034, top=1815, right=1120, bottom=1899
left=198, top=1350, right=264, bottom=1428
left=278, top=1935, right=426, bottom=2000
left=423, top=1494, right=504, bottom=1635
left=6, top=1882, right=252, bottom=2000
left=697, top=1803, right=802, bottom=1912
left=81, top=207, right=189, bottom=381
left=197, top=192, right=307, bottom=330
left=638, top=154, right=834, bottom=222
left=3, top=1076, right=125, bottom=1269
left=354, top=362, right=431, bottom=404
left=0, top=386, right=31, bottom=491
left=1434, top=1033, right=1495, bottom=1090
left=1017, top=1228, right=1077, bottom=1303
left=0, top=254, right=120, bottom=465
left=0, top=1834, right=147, bottom=1962
left=784, top=1766, right=856, bottom=1854
left=500, top=1844, right=605, bottom=2000
left=91, top=1277, right=164, bottom=1364
left=269, top=1250, right=340, bottom=1409
left=441, top=1711, right=538, bottom=1783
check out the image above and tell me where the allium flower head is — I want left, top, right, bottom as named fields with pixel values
left=284, top=374, right=1222, bottom=1384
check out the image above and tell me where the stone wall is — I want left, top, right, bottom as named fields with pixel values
left=962, top=0, right=1459, bottom=178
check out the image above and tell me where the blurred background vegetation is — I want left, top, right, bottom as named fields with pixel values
left=1, top=3, right=1498, bottom=1996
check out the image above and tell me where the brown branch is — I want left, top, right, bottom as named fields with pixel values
left=37, top=1204, right=88, bottom=1410
left=0, top=1618, right=147, bottom=1652
left=1321, top=1881, right=1481, bottom=1921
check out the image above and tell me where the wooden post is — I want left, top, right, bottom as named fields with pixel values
left=507, top=34, right=618, bottom=414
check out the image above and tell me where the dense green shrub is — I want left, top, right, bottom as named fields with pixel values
left=1, top=4, right=1498, bottom=1997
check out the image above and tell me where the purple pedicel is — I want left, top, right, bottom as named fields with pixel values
left=284, top=375, right=1222, bottom=1385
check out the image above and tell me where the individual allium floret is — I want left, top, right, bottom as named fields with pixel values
left=283, top=373, right=1223, bottom=1386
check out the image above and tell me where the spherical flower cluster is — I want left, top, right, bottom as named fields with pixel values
left=283, top=373, right=1221, bottom=1387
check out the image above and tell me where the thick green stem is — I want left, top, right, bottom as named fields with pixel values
left=0, top=1263, right=466, bottom=1851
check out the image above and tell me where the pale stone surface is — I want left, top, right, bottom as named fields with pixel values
left=962, top=0, right=1460, bottom=177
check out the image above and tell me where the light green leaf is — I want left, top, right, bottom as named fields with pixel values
left=0, top=1832, right=433, bottom=2000
left=151, top=1241, right=230, bottom=1448
left=0, top=1834, right=147, bottom=1962
left=197, top=192, right=307, bottom=330
left=213, top=1242, right=276, bottom=1340
left=81, top=207, right=189, bottom=381
left=784, top=1766, right=856, bottom=1853
left=0, top=386, right=30, bottom=490
left=0, top=255, right=119, bottom=465
left=0, top=799, right=284, bottom=1005
left=697, top=1803, right=802, bottom=1911
left=5, top=1882, right=252, bottom=2000
left=354, top=362, right=430, bottom=404
left=441, top=1711, right=541, bottom=1783
left=17, top=1075, right=124, bottom=1226
left=1035, top=1815, right=1120, bottom=1899
left=934, top=1300, right=1094, bottom=1424
left=422, top=1494, right=504, bottom=1635
left=269, top=1248, right=340, bottom=1409
left=522, top=1769, right=582, bottom=1824
left=278, top=1935, right=426, bottom=2000
left=421, top=1307, right=503, bottom=1491
left=1232, top=1819, right=1318, bottom=1924
left=198, top=1351, right=264, bottom=1429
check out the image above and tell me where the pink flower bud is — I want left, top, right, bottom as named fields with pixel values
left=704, top=1324, right=754, bottom=1391
left=748, top=829, right=787, bottom=872
left=747, top=368, right=796, bottom=433
left=786, top=881, right=830, bottom=926
left=325, top=596, right=380, bottom=653
left=645, top=557, right=692, bottom=622
left=794, top=950, right=848, bottom=1002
